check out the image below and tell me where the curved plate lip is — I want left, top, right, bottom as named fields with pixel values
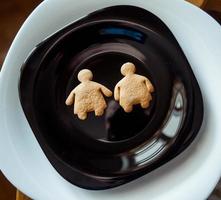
left=0, top=0, right=221, bottom=199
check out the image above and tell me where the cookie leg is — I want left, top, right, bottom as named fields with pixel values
left=122, top=103, right=133, bottom=113
left=95, top=108, right=104, bottom=116
left=140, top=100, right=149, bottom=109
left=77, top=112, right=87, bottom=120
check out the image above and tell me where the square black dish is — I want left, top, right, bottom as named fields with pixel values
left=19, top=5, right=203, bottom=190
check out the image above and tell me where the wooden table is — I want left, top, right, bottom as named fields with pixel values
left=187, top=0, right=221, bottom=11
left=187, top=0, right=208, bottom=7
left=16, top=191, right=31, bottom=200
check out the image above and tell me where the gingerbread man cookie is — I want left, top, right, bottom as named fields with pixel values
left=114, top=62, right=154, bottom=113
left=66, top=69, right=112, bottom=120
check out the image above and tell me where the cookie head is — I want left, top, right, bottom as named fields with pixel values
left=78, top=69, right=93, bottom=82
left=121, top=62, right=136, bottom=76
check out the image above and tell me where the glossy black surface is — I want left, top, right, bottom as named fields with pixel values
left=19, top=6, right=203, bottom=190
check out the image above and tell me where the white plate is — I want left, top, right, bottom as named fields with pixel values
left=1, top=0, right=221, bottom=199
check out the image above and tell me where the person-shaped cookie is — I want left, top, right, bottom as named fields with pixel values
left=114, top=62, right=154, bottom=113
left=65, top=69, right=112, bottom=120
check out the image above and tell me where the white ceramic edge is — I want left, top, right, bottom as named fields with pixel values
left=1, top=0, right=221, bottom=199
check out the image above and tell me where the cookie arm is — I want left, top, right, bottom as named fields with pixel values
left=114, top=83, right=120, bottom=101
left=100, top=85, right=112, bottom=97
left=145, top=78, right=154, bottom=92
left=65, top=90, right=75, bottom=105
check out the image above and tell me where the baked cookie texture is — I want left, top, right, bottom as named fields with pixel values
left=114, top=62, right=154, bottom=112
left=65, top=69, right=112, bottom=120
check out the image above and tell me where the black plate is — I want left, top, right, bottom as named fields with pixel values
left=19, top=6, right=203, bottom=190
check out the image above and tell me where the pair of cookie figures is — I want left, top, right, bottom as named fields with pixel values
left=66, top=62, right=154, bottom=120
